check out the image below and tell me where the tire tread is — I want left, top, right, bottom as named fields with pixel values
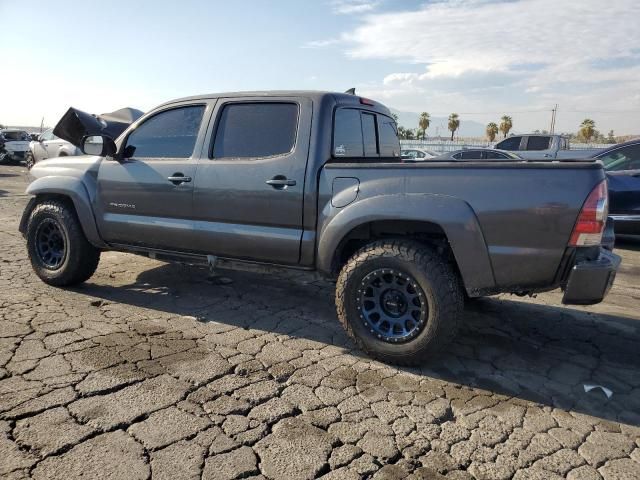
left=27, top=200, right=100, bottom=286
left=335, top=239, right=463, bottom=366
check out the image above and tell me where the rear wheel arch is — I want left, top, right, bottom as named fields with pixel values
left=317, top=195, right=497, bottom=296
left=331, top=219, right=454, bottom=273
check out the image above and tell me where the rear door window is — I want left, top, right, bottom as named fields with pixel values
left=485, top=150, right=509, bottom=159
left=460, top=150, right=484, bottom=160
left=526, top=136, right=551, bottom=150
left=496, top=136, right=521, bottom=151
left=212, top=102, right=298, bottom=159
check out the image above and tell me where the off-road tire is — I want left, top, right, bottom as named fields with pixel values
left=26, top=200, right=100, bottom=286
left=336, top=240, right=463, bottom=365
left=25, top=152, right=35, bottom=170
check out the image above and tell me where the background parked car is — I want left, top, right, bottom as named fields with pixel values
left=592, top=139, right=640, bottom=235
left=401, top=148, right=437, bottom=161
left=0, top=129, right=31, bottom=164
left=25, top=128, right=81, bottom=169
left=434, top=148, right=522, bottom=160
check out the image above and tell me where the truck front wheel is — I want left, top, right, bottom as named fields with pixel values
left=26, top=200, right=100, bottom=286
left=335, top=240, right=463, bottom=366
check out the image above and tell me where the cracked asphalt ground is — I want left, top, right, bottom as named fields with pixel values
left=1, top=164, right=639, bottom=480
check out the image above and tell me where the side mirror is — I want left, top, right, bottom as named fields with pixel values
left=81, top=135, right=117, bottom=157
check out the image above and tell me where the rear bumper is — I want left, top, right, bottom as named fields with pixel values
left=562, top=248, right=620, bottom=305
left=610, top=214, right=640, bottom=235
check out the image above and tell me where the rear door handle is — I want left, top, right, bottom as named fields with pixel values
left=266, top=176, right=296, bottom=189
left=167, top=174, right=192, bottom=185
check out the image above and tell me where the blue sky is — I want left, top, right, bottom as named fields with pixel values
left=2, top=0, right=639, bottom=135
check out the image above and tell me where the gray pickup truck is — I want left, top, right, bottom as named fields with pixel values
left=495, top=134, right=601, bottom=160
left=19, top=91, right=620, bottom=365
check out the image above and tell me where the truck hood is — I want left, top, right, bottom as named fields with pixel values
left=29, top=155, right=103, bottom=180
left=53, top=107, right=144, bottom=148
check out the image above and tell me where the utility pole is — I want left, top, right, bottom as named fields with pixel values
left=550, top=104, right=558, bottom=134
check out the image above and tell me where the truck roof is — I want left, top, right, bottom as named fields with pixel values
left=157, top=90, right=392, bottom=115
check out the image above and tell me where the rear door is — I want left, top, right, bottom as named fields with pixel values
left=523, top=135, right=553, bottom=159
left=191, top=97, right=311, bottom=264
left=95, top=102, right=210, bottom=250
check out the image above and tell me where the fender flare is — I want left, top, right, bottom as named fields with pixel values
left=316, top=193, right=496, bottom=295
left=21, top=176, right=107, bottom=248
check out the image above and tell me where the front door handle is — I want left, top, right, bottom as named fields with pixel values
left=266, top=176, right=296, bottom=189
left=167, top=173, right=192, bottom=185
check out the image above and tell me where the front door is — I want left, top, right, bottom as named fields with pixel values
left=191, top=98, right=311, bottom=264
left=33, top=129, right=52, bottom=161
left=95, top=103, right=210, bottom=251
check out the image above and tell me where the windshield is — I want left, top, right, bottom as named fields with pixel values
left=1, top=131, right=30, bottom=141
left=598, top=144, right=640, bottom=171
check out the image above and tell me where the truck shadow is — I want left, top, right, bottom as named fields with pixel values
left=77, top=261, right=640, bottom=427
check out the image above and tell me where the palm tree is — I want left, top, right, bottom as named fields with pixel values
left=486, top=122, right=499, bottom=142
left=416, top=128, right=425, bottom=140
left=398, top=126, right=416, bottom=140
left=448, top=113, right=460, bottom=141
left=418, top=112, right=430, bottom=137
left=580, top=119, right=596, bottom=142
left=499, top=115, right=513, bottom=138
left=391, top=113, right=399, bottom=124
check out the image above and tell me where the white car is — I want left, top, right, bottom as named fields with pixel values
left=400, top=148, right=437, bottom=161
left=26, top=128, right=81, bottom=169
left=0, top=129, right=31, bottom=164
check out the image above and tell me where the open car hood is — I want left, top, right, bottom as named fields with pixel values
left=53, top=107, right=144, bottom=148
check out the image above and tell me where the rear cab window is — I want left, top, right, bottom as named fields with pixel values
left=333, top=108, right=399, bottom=160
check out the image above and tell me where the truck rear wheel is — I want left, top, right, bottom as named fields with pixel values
left=335, top=240, right=463, bottom=366
left=26, top=200, right=100, bottom=286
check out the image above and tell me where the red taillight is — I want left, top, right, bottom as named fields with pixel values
left=569, top=180, right=608, bottom=246
left=359, top=97, right=375, bottom=106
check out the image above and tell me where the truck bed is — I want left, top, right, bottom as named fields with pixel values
left=318, top=160, right=604, bottom=292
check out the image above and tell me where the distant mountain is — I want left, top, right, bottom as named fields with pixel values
left=390, top=109, right=486, bottom=138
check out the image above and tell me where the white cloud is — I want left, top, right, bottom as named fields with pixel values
left=341, top=0, right=640, bottom=133
left=302, top=38, right=341, bottom=49
left=345, top=0, right=639, bottom=76
left=331, top=0, right=380, bottom=15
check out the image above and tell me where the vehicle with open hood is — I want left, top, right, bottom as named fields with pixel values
left=0, top=129, right=31, bottom=164
left=19, top=91, right=620, bottom=365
